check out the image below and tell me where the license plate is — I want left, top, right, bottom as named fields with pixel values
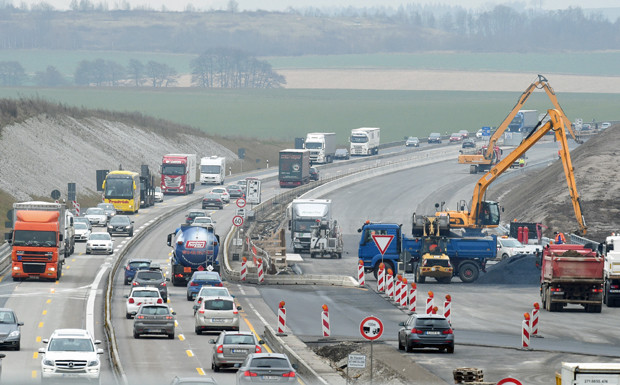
left=146, top=329, right=163, bottom=333
left=232, top=349, right=248, bottom=353
left=211, top=318, right=226, bottom=323
left=262, top=376, right=278, bottom=380
left=426, top=331, right=441, bottom=335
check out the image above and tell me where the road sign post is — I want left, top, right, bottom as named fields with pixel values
left=360, top=316, right=384, bottom=385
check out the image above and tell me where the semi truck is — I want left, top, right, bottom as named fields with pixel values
left=350, top=127, right=380, bottom=156
left=200, top=156, right=226, bottom=185
left=557, top=363, right=620, bottom=385
left=7, top=201, right=75, bottom=281
left=166, top=224, right=220, bottom=286
left=304, top=132, right=337, bottom=164
left=139, top=164, right=155, bottom=208
left=540, top=243, right=604, bottom=313
left=357, top=221, right=497, bottom=283
left=161, top=153, right=197, bottom=195
left=278, top=149, right=310, bottom=188
left=601, top=235, right=620, bottom=307
left=288, top=199, right=332, bottom=253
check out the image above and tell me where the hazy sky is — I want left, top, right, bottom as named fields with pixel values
left=19, top=0, right=620, bottom=11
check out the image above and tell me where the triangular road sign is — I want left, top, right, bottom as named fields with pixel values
left=372, top=234, right=394, bottom=256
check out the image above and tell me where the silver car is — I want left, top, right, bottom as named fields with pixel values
left=0, top=308, right=23, bottom=350
left=210, top=331, right=265, bottom=372
left=235, top=353, right=298, bottom=384
left=84, top=207, right=108, bottom=226
left=195, top=296, right=241, bottom=334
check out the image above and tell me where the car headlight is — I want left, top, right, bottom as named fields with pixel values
left=126, top=226, right=131, bottom=229
left=8, top=330, right=19, bottom=338
left=88, top=360, right=99, bottom=367
left=42, top=359, right=54, bottom=366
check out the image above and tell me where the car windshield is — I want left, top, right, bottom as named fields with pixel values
left=110, top=216, right=130, bottom=225
left=415, top=318, right=450, bottom=328
left=132, top=290, right=160, bottom=298
left=204, top=299, right=233, bottom=311
left=0, top=311, right=16, bottom=323
left=228, top=185, right=240, bottom=190
left=75, top=223, right=88, bottom=230
left=250, top=357, right=290, bottom=369
left=86, top=208, right=105, bottom=215
left=155, top=187, right=162, bottom=193
left=136, top=271, right=163, bottom=280
left=502, top=239, right=523, bottom=247
left=212, top=189, right=226, bottom=194
left=223, top=334, right=255, bottom=345
left=139, top=306, right=170, bottom=315
left=48, top=338, right=94, bottom=352
left=98, top=204, right=114, bottom=210
left=89, top=233, right=111, bottom=241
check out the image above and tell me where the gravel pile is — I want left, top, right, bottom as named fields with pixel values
left=477, top=254, right=541, bottom=285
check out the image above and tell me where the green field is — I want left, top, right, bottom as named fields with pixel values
left=1, top=87, right=617, bottom=142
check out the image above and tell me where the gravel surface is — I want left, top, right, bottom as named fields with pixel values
left=0, top=115, right=236, bottom=200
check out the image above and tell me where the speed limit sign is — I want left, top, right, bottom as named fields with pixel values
left=232, top=215, right=244, bottom=227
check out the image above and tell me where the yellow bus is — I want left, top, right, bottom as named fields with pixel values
left=102, top=170, right=140, bottom=214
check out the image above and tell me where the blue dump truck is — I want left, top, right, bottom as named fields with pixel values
left=167, top=224, right=220, bottom=286
left=357, top=221, right=497, bottom=283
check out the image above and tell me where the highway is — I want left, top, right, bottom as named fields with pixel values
left=2, top=137, right=617, bottom=385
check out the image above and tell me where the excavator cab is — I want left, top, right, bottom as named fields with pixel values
left=476, top=201, right=501, bottom=227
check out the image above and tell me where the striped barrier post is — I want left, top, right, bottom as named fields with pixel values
left=408, top=283, right=417, bottom=313
left=400, top=278, right=408, bottom=307
left=257, top=259, right=264, bottom=284
left=394, top=275, right=402, bottom=303
left=240, top=257, right=247, bottom=281
left=321, top=304, right=330, bottom=337
left=358, top=260, right=365, bottom=287
left=521, top=312, right=531, bottom=350
left=386, top=269, right=394, bottom=298
left=277, top=301, right=286, bottom=335
left=444, top=294, right=452, bottom=324
left=531, top=302, right=540, bottom=337
left=377, top=263, right=385, bottom=293
left=426, top=291, right=434, bottom=314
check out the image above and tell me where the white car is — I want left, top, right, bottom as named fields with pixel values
left=191, top=216, right=216, bottom=229
left=211, top=187, right=230, bottom=203
left=476, top=129, right=483, bottom=139
left=125, top=286, right=163, bottom=319
left=84, top=207, right=108, bottom=226
left=86, top=232, right=114, bottom=254
left=496, top=237, right=542, bottom=260
left=74, top=222, right=91, bottom=242
left=601, top=122, right=611, bottom=130
left=154, top=187, right=164, bottom=202
left=39, top=329, right=103, bottom=383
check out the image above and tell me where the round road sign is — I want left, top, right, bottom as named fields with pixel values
left=51, top=189, right=61, bottom=200
left=497, top=378, right=523, bottom=385
left=360, top=316, right=383, bottom=341
left=232, top=215, right=244, bottom=227
left=236, top=198, right=246, bottom=208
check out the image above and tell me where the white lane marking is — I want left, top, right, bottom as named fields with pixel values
left=86, top=263, right=110, bottom=337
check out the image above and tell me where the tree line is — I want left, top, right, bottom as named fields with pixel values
left=0, top=49, right=284, bottom=88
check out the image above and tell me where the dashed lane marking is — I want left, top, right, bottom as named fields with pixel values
left=186, top=350, right=193, bottom=357
left=196, top=368, right=205, bottom=376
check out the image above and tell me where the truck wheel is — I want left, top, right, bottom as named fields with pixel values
left=458, top=262, right=479, bottom=283
left=544, top=287, right=552, bottom=311
left=415, top=266, right=426, bottom=283
left=470, top=165, right=478, bottom=174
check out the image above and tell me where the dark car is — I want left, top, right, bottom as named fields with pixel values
left=202, top=194, right=224, bottom=210
left=97, top=202, right=117, bottom=220
left=107, top=215, right=134, bottom=237
left=210, top=331, right=265, bottom=372
left=186, top=210, right=210, bottom=224
left=405, top=136, right=420, bottom=147
left=226, top=185, right=244, bottom=198
left=236, top=353, right=298, bottom=384
left=334, top=148, right=349, bottom=160
left=309, top=167, right=319, bottom=181
left=428, top=133, right=442, bottom=143
left=124, top=258, right=152, bottom=285
left=398, top=314, right=454, bottom=353
left=132, top=269, right=169, bottom=302
left=133, top=304, right=175, bottom=339
left=461, top=139, right=476, bottom=149
left=186, top=271, right=224, bottom=301
left=0, top=308, right=23, bottom=350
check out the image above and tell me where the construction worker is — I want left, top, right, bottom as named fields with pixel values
left=518, top=157, right=525, bottom=167
left=554, top=231, right=566, bottom=244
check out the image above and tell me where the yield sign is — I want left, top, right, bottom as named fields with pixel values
left=371, top=235, right=394, bottom=256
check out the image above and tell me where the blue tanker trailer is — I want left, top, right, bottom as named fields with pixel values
left=166, top=224, right=220, bottom=286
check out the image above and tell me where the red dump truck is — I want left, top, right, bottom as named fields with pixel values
left=540, top=244, right=604, bottom=313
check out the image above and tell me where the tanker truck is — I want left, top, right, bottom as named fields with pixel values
left=166, top=224, right=220, bottom=286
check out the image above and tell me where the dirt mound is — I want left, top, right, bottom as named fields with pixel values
left=561, top=250, right=584, bottom=257
left=477, top=254, right=540, bottom=285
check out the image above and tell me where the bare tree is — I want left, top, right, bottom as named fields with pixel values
left=34, top=66, right=67, bottom=86
left=0, top=61, right=26, bottom=86
left=127, top=59, right=145, bottom=86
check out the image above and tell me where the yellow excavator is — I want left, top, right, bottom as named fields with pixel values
left=438, top=109, right=587, bottom=235
left=459, top=75, right=580, bottom=174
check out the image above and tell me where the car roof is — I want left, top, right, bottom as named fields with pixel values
left=412, top=314, right=448, bottom=320
left=247, top=352, right=289, bottom=359
left=130, top=286, right=160, bottom=293
left=135, top=269, right=163, bottom=276
left=50, top=328, right=92, bottom=338
left=201, top=295, right=233, bottom=301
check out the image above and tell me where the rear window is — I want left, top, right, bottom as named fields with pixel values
left=204, top=299, right=234, bottom=311
left=132, top=290, right=159, bottom=298
left=223, top=334, right=255, bottom=345
left=193, top=272, right=219, bottom=280
left=135, top=271, right=163, bottom=280
left=199, top=288, right=228, bottom=297
left=249, top=357, right=290, bottom=369
left=415, top=318, right=450, bottom=328
left=129, top=261, right=150, bottom=269
left=139, top=306, right=170, bottom=315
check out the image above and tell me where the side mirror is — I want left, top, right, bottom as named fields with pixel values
left=97, top=348, right=104, bottom=354
left=166, top=278, right=170, bottom=282
left=95, top=340, right=101, bottom=345
left=18, top=322, right=23, bottom=326
left=237, top=306, right=242, bottom=311
left=258, top=340, right=265, bottom=344
left=0, top=354, right=5, bottom=359
left=172, top=311, right=176, bottom=316
left=124, top=295, right=128, bottom=298
left=209, top=339, right=216, bottom=344
left=292, top=364, right=298, bottom=370
left=42, top=339, right=49, bottom=344
left=193, top=305, right=198, bottom=311
left=357, top=228, right=361, bottom=233
left=166, top=233, right=173, bottom=246
left=234, top=363, right=241, bottom=368
left=38, top=348, right=46, bottom=354
left=398, top=322, right=405, bottom=326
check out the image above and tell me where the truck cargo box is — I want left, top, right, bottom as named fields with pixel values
left=542, top=244, right=603, bottom=282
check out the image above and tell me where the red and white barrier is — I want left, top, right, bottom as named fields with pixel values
left=277, top=301, right=286, bottom=335
left=386, top=269, right=394, bottom=298
left=444, top=294, right=452, bottom=324
left=394, top=275, right=402, bottom=303
left=377, top=263, right=385, bottom=293
left=72, top=200, right=80, bottom=216
left=408, top=283, right=417, bottom=313
left=240, top=257, right=247, bottom=281
left=400, top=278, right=408, bottom=307
left=257, top=259, right=264, bottom=284
left=358, top=260, right=365, bottom=287
left=521, top=312, right=531, bottom=350
left=531, top=302, right=540, bottom=337
left=321, top=304, right=330, bottom=337
left=426, top=291, right=434, bottom=314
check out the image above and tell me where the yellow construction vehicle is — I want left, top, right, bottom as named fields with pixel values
left=459, top=75, right=579, bottom=174
left=410, top=216, right=453, bottom=283
left=438, top=109, right=587, bottom=235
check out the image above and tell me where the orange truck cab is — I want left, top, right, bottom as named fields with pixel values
left=8, top=202, right=69, bottom=281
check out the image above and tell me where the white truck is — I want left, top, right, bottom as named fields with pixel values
left=304, top=132, right=337, bottom=164
left=309, top=219, right=343, bottom=259
left=200, top=156, right=226, bottom=185
left=603, top=235, right=620, bottom=307
left=557, top=362, right=620, bottom=385
left=350, top=127, right=380, bottom=156
left=288, top=199, right=332, bottom=253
